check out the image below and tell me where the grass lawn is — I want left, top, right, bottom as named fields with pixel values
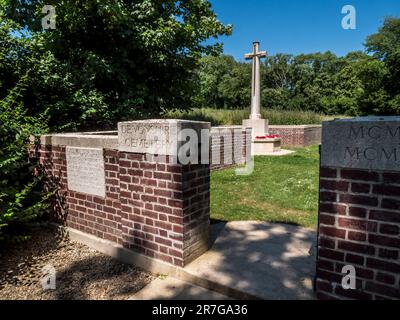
left=210, top=145, right=320, bottom=229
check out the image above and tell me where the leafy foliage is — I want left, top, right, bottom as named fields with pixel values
left=0, top=77, right=49, bottom=242
left=4, top=0, right=232, bottom=131
left=196, top=55, right=251, bottom=109
left=0, top=9, right=51, bottom=241
left=365, top=17, right=400, bottom=111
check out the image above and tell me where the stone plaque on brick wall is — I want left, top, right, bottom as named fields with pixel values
left=66, top=147, right=106, bottom=197
left=118, top=119, right=210, bottom=156
left=321, top=116, right=400, bottom=172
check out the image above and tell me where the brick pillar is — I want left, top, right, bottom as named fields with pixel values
left=316, top=117, right=400, bottom=300
left=118, top=120, right=211, bottom=267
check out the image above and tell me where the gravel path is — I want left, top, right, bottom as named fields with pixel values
left=0, top=224, right=154, bottom=300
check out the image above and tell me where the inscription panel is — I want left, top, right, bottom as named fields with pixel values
left=118, top=120, right=178, bottom=156
left=66, top=147, right=106, bottom=197
left=118, top=120, right=210, bottom=156
left=321, top=117, right=400, bottom=172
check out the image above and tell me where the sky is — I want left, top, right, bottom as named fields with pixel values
left=209, top=0, right=400, bottom=60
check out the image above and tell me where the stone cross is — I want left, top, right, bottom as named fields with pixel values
left=245, top=41, right=267, bottom=120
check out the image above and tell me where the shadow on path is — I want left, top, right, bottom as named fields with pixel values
left=145, top=221, right=317, bottom=300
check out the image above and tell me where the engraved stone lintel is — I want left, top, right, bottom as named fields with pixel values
left=321, top=116, right=400, bottom=172
left=66, top=147, right=106, bottom=197
left=118, top=119, right=210, bottom=156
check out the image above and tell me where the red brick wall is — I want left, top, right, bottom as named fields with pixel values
left=268, top=126, right=321, bottom=147
left=118, top=153, right=209, bottom=267
left=34, top=145, right=123, bottom=243
left=210, top=128, right=251, bottom=171
left=316, top=167, right=400, bottom=300
left=32, top=144, right=210, bottom=267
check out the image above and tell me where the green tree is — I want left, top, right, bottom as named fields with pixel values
left=5, top=0, right=232, bottom=130
left=353, top=56, right=390, bottom=115
left=0, top=81, right=50, bottom=242
left=219, top=60, right=251, bottom=109
left=261, top=54, right=293, bottom=110
left=197, top=55, right=251, bottom=109
left=0, top=12, right=50, bottom=241
left=365, top=17, right=400, bottom=113
left=197, top=55, right=236, bottom=108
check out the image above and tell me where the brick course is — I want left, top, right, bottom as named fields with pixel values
left=268, top=125, right=321, bottom=147
left=210, top=127, right=251, bottom=171
left=316, top=167, right=400, bottom=300
left=119, top=152, right=209, bottom=267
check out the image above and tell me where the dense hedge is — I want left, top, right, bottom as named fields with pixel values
left=0, top=79, right=50, bottom=242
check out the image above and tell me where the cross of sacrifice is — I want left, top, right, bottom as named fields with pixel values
left=245, top=41, right=267, bottom=120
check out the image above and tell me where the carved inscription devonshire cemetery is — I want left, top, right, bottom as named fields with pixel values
left=66, top=147, right=106, bottom=197
left=321, top=117, right=400, bottom=172
left=118, top=120, right=178, bottom=156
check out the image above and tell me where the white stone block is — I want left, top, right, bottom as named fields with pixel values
left=118, top=119, right=210, bottom=157
left=66, top=147, right=106, bottom=197
left=321, top=116, right=400, bottom=171
left=252, top=138, right=281, bottom=156
left=243, top=119, right=269, bottom=138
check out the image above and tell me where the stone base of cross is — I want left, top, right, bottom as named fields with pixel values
left=243, top=118, right=268, bottom=138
